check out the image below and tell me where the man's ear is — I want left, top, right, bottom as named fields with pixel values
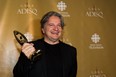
left=42, top=28, right=45, bottom=34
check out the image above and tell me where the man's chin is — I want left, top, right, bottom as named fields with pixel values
left=50, top=38, right=59, bottom=42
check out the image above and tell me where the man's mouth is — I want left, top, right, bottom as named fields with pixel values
left=51, top=31, right=59, bottom=35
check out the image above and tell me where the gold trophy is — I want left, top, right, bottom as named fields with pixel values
left=13, top=30, right=41, bottom=61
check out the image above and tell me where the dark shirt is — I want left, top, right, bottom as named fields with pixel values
left=44, top=41, right=63, bottom=77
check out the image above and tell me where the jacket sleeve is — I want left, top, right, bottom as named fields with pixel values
left=69, top=48, right=77, bottom=77
left=13, top=52, right=32, bottom=77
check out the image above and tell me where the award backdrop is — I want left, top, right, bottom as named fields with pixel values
left=0, top=0, right=116, bottom=77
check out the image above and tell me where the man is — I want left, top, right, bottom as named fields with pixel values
left=13, top=11, right=77, bottom=77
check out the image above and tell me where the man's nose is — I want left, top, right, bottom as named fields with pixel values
left=54, top=26, right=59, bottom=31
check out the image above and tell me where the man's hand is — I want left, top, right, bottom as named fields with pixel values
left=22, top=43, right=35, bottom=59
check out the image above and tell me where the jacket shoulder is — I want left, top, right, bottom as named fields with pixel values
left=60, top=41, right=76, bottom=50
left=30, top=38, right=44, bottom=49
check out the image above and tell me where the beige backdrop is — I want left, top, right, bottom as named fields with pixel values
left=0, top=0, right=116, bottom=77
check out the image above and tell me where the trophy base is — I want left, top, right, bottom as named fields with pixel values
left=30, top=49, right=42, bottom=62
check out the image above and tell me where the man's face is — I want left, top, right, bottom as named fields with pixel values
left=42, top=16, right=63, bottom=44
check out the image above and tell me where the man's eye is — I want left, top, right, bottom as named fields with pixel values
left=49, top=24, right=54, bottom=26
left=58, top=25, right=61, bottom=27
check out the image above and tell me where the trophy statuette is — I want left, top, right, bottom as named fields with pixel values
left=13, top=30, right=41, bottom=61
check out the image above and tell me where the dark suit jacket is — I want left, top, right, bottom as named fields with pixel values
left=13, top=38, right=77, bottom=77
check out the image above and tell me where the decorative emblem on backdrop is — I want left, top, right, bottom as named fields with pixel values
left=57, top=1, right=70, bottom=17
left=91, top=33, right=100, bottom=44
left=89, top=69, right=107, bottom=77
left=57, top=1, right=67, bottom=11
left=86, top=6, right=104, bottom=18
left=17, top=0, right=38, bottom=15
left=89, top=33, right=104, bottom=49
